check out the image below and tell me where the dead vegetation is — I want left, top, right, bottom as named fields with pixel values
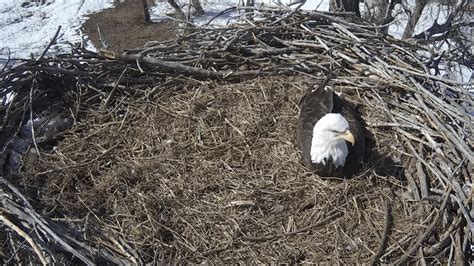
left=0, top=6, right=472, bottom=264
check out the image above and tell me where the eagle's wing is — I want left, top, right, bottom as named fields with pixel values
left=297, top=85, right=366, bottom=178
left=297, top=86, right=335, bottom=168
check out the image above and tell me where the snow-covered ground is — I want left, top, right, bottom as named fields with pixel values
left=150, top=0, right=471, bottom=83
left=150, top=0, right=449, bottom=38
left=0, top=0, right=471, bottom=82
left=0, top=0, right=330, bottom=63
left=0, top=0, right=465, bottom=56
left=0, top=0, right=114, bottom=60
left=150, top=0, right=330, bottom=26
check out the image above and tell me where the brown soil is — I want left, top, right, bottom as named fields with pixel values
left=82, top=0, right=177, bottom=51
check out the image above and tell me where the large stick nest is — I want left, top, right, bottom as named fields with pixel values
left=0, top=7, right=472, bottom=264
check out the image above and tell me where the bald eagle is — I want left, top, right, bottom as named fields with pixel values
left=297, top=85, right=366, bottom=178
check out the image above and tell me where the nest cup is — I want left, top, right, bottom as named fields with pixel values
left=0, top=6, right=472, bottom=264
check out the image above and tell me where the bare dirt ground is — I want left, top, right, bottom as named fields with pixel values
left=82, top=0, right=177, bottom=51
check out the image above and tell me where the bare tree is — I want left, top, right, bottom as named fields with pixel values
left=167, top=0, right=204, bottom=18
left=329, top=0, right=361, bottom=17
left=412, top=0, right=471, bottom=39
left=191, top=0, right=205, bottom=16
left=402, top=0, right=429, bottom=39
left=363, top=0, right=401, bottom=32
left=168, top=0, right=186, bottom=19
left=142, top=0, right=151, bottom=22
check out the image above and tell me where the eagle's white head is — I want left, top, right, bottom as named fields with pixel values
left=310, top=113, right=355, bottom=168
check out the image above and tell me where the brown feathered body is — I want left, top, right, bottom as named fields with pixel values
left=297, top=87, right=366, bottom=178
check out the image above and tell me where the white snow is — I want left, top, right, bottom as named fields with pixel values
left=0, top=0, right=115, bottom=60
left=0, top=0, right=471, bottom=84
left=388, top=0, right=450, bottom=39
left=150, top=0, right=329, bottom=26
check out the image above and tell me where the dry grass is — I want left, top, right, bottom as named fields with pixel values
left=18, top=76, right=441, bottom=263
left=1, top=6, right=471, bottom=264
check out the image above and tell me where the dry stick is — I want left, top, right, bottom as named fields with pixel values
left=108, top=236, right=138, bottom=264
left=1, top=47, right=11, bottom=73
left=243, top=211, right=342, bottom=242
left=0, top=214, right=48, bottom=265
left=395, top=187, right=452, bottom=265
left=454, top=225, right=465, bottom=264
left=0, top=178, right=95, bottom=265
left=369, top=200, right=391, bottom=265
left=29, top=79, right=41, bottom=159
left=14, top=65, right=91, bottom=77
left=367, top=122, right=424, bottom=132
left=404, top=137, right=448, bottom=189
left=423, top=216, right=462, bottom=256
left=181, top=0, right=193, bottom=38
left=411, top=78, right=467, bottom=122
left=416, top=159, right=430, bottom=199
left=413, top=92, right=473, bottom=163
left=60, top=233, right=128, bottom=265
left=391, top=64, right=473, bottom=85
left=96, top=23, right=108, bottom=49
left=269, top=2, right=304, bottom=26
left=114, top=52, right=263, bottom=79
left=36, top=26, right=61, bottom=62
left=103, top=68, right=127, bottom=108
left=1, top=92, right=17, bottom=130
left=5, top=232, right=21, bottom=264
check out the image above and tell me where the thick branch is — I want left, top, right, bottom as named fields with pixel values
left=114, top=52, right=263, bottom=79
left=413, top=0, right=470, bottom=40
left=167, top=0, right=186, bottom=19
left=402, top=0, right=428, bottom=39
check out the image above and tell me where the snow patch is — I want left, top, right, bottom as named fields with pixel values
left=150, top=0, right=329, bottom=26
left=388, top=0, right=449, bottom=39
left=0, top=0, right=115, bottom=60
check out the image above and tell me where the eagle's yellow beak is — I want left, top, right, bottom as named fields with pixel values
left=340, top=130, right=355, bottom=146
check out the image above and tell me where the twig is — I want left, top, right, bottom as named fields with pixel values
left=103, top=67, right=127, bottom=108
left=1, top=47, right=11, bottom=73
left=0, top=214, right=48, bottom=265
left=205, top=6, right=236, bottom=26
left=395, top=187, right=452, bottom=264
left=243, top=211, right=341, bottom=242
left=270, top=2, right=305, bottom=26
left=29, top=79, right=41, bottom=159
left=96, top=23, right=108, bottom=49
left=0, top=177, right=97, bottom=265
left=36, top=26, right=61, bottom=61
left=369, top=200, right=391, bottom=265
left=114, top=52, right=264, bottom=79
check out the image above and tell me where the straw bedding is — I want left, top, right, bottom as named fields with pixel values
left=0, top=6, right=471, bottom=264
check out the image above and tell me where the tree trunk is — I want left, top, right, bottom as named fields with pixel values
left=364, top=0, right=388, bottom=24
left=167, top=0, right=186, bottom=19
left=363, top=0, right=400, bottom=34
left=142, top=0, right=151, bottom=22
left=329, top=0, right=361, bottom=17
left=402, top=0, right=428, bottom=39
left=192, top=0, right=205, bottom=16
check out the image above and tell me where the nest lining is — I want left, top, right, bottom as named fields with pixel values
left=0, top=6, right=472, bottom=264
